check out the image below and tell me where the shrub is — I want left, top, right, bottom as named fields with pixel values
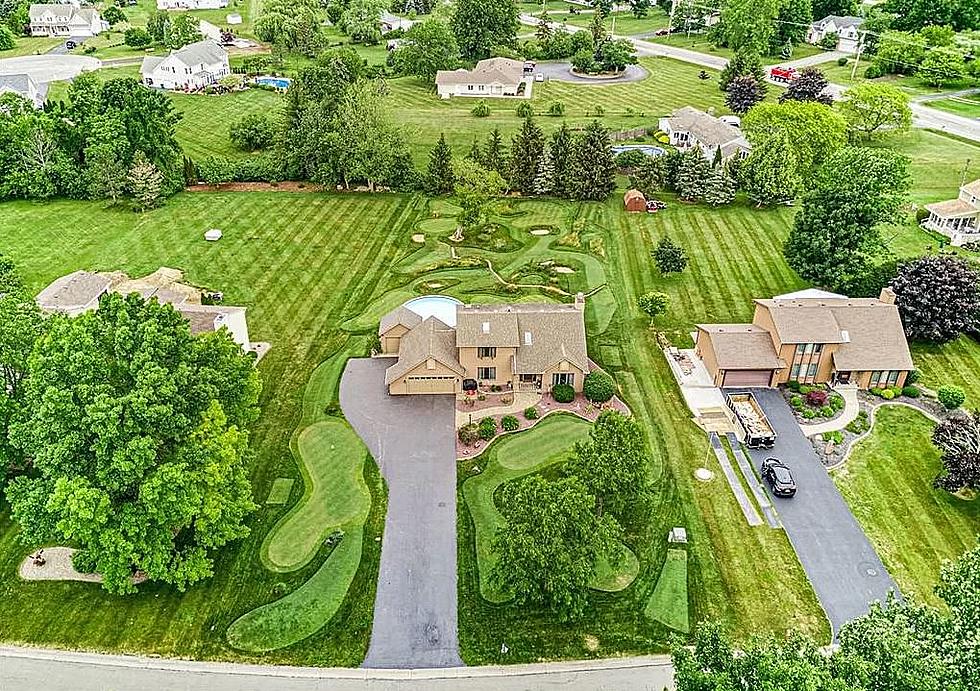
left=787, top=380, right=801, bottom=393
left=870, top=387, right=884, bottom=398
left=501, top=415, right=519, bottom=431
left=802, top=407, right=817, bottom=419
left=822, top=430, right=843, bottom=444
left=515, top=101, right=533, bottom=118
left=478, top=416, right=497, bottom=440
left=881, top=389, right=895, bottom=400
left=938, top=385, right=966, bottom=410
left=890, top=386, right=904, bottom=398
left=790, top=395, right=804, bottom=409
left=805, top=389, right=828, bottom=407
left=799, top=384, right=814, bottom=395
left=471, top=101, right=491, bottom=117
left=523, top=406, right=539, bottom=420
left=547, top=101, right=565, bottom=116
left=583, top=371, right=616, bottom=403
left=458, top=423, right=480, bottom=444
left=820, top=405, right=835, bottom=418
left=230, top=112, right=277, bottom=152
left=864, top=62, right=884, bottom=79
left=837, top=57, right=848, bottom=66
left=552, top=383, right=575, bottom=403
left=906, top=369, right=920, bottom=384
left=902, top=385, right=921, bottom=398
left=829, top=394, right=845, bottom=410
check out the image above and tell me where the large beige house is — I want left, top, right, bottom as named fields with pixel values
left=923, top=179, right=980, bottom=246
left=435, top=57, right=530, bottom=99
left=379, top=297, right=590, bottom=395
left=694, top=288, right=913, bottom=390
left=658, top=106, right=751, bottom=162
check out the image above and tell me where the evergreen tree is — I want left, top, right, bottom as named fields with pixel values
left=719, top=47, right=768, bottom=92
left=86, top=144, right=128, bottom=205
left=569, top=120, right=615, bottom=201
left=742, top=130, right=799, bottom=206
left=466, top=138, right=482, bottom=163
left=548, top=123, right=574, bottom=198
left=675, top=149, right=711, bottom=202
left=653, top=236, right=689, bottom=275
left=704, top=166, right=737, bottom=206
left=509, top=117, right=546, bottom=195
left=533, top=146, right=555, bottom=196
left=127, top=150, right=163, bottom=211
left=482, top=127, right=509, bottom=178
left=426, top=133, right=455, bottom=194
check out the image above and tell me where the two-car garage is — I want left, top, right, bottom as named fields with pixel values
left=720, top=369, right=774, bottom=388
left=405, top=375, right=458, bottom=394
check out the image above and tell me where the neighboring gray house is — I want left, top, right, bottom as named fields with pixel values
left=658, top=106, right=751, bottom=162
left=35, top=270, right=111, bottom=316
left=0, top=74, right=43, bottom=108
left=141, top=39, right=230, bottom=91
left=807, top=15, right=863, bottom=52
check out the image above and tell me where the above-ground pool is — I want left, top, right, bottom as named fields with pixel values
left=403, top=295, right=463, bottom=327
left=611, top=144, right=666, bottom=157
left=255, top=76, right=291, bottom=89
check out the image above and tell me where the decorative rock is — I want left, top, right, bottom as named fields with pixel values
left=530, top=228, right=550, bottom=236
left=411, top=233, right=425, bottom=243
left=204, top=229, right=222, bottom=241
left=554, top=266, right=575, bottom=274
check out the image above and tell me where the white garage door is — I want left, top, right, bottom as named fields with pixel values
left=722, top=370, right=772, bottom=387
left=407, top=376, right=457, bottom=394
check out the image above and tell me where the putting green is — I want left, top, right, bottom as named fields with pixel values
left=262, top=418, right=371, bottom=573
left=644, top=548, right=690, bottom=633
left=227, top=528, right=364, bottom=652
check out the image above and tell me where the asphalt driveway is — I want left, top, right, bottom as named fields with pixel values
left=340, top=358, right=463, bottom=669
left=740, top=388, right=900, bottom=637
left=533, top=60, right=649, bottom=83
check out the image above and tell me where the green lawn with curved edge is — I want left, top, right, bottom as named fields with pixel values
left=461, top=414, right=638, bottom=602
left=644, top=549, right=689, bottom=633
left=834, top=405, right=980, bottom=608
left=262, top=418, right=370, bottom=572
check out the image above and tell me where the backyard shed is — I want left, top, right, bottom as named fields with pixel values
left=624, top=189, right=646, bottom=212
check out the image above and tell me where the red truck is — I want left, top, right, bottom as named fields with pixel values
left=769, top=66, right=798, bottom=83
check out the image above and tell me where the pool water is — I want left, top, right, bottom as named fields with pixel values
left=611, top=145, right=666, bottom=157
left=404, top=295, right=462, bottom=327
left=256, top=76, right=291, bottom=89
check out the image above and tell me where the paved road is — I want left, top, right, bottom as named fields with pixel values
left=740, top=388, right=899, bottom=637
left=0, top=54, right=101, bottom=82
left=0, top=647, right=676, bottom=690
left=340, top=358, right=463, bottom=669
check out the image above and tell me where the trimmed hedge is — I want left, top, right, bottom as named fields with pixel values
left=478, top=416, right=497, bottom=440
left=938, top=385, right=966, bottom=410
left=583, top=371, right=616, bottom=403
left=501, top=415, right=519, bottom=431
left=552, top=383, right=575, bottom=403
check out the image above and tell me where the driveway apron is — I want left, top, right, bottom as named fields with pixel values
left=740, top=388, right=900, bottom=638
left=340, top=358, right=463, bottom=668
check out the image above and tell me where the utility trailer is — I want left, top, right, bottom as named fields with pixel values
left=726, top=391, right=777, bottom=449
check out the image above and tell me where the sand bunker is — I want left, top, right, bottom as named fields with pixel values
left=19, top=547, right=146, bottom=585
left=411, top=234, right=425, bottom=243
left=530, top=228, right=550, bottom=236
left=554, top=267, right=575, bottom=274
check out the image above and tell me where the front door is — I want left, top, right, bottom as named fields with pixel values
left=836, top=371, right=851, bottom=384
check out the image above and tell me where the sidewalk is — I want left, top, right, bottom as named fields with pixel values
left=799, top=385, right=859, bottom=437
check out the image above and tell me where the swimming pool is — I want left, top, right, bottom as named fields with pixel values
left=255, top=76, right=291, bottom=89
left=611, top=145, right=666, bottom=157
left=403, top=295, right=462, bottom=327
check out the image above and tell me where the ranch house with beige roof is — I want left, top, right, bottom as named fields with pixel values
left=694, top=288, right=913, bottom=390
left=378, top=296, right=590, bottom=395
left=435, top=57, right=530, bottom=99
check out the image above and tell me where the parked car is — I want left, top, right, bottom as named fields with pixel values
left=65, top=40, right=77, bottom=50
left=761, top=458, right=797, bottom=497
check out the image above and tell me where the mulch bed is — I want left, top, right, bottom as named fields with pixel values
left=185, top=182, right=323, bottom=193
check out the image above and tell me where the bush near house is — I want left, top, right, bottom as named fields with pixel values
left=583, top=371, right=616, bottom=403
left=523, top=406, right=539, bottom=420
left=459, top=422, right=480, bottom=444
left=501, top=415, right=519, bottom=431
left=479, top=416, right=498, bottom=440
left=938, top=385, right=966, bottom=410
left=552, top=383, right=575, bottom=403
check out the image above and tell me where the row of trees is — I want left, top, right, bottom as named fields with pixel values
left=870, top=25, right=979, bottom=87
left=0, top=256, right=261, bottom=594
left=676, top=538, right=980, bottom=690
left=0, top=74, right=183, bottom=207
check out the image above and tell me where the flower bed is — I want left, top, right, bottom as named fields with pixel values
left=782, top=382, right=846, bottom=423
left=456, top=392, right=630, bottom=458
left=456, top=390, right=518, bottom=414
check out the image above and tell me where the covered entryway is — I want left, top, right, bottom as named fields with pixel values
left=406, top=375, right=457, bottom=394
left=721, top=369, right=773, bottom=387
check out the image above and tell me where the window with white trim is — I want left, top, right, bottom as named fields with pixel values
left=552, top=372, right=574, bottom=387
left=477, top=367, right=496, bottom=380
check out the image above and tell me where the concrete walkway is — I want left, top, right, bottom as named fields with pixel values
left=709, top=433, right=762, bottom=526
left=340, top=358, right=463, bottom=669
left=455, top=391, right=540, bottom=428
left=726, top=433, right=780, bottom=529
left=799, top=385, right=859, bottom=438
left=0, top=646, right=676, bottom=690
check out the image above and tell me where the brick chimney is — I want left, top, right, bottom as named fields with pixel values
left=879, top=287, right=897, bottom=305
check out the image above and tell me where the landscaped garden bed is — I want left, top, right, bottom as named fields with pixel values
left=783, top=382, right=847, bottom=423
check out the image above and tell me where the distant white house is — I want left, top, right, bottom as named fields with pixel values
left=807, top=15, right=863, bottom=52
left=156, top=0, right=227, bottom=9
left=28, top=3, right=106, bottom=37
left=659, top=106, right=751, bottom=162
left=380, top=10, right=413, bottom=33
left=435, top=57, right=530, bottom=99
left=140, top=39, right=230, bottom=91
left=923, top=179, right=980, bottom=246
left=0, top=74, right=43, bottom=109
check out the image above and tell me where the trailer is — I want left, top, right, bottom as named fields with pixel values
left=726, top=391, right=777, bottom=449
left=769, top=66, right=798, bottom=83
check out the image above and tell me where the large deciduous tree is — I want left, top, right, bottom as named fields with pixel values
left=932, top=411, right=980, bottom=492
left=568, top=411, right=649, bottom=519
left=741, top=129, right=799, bottom=206
left=742, top=100, right=848, bottom=181
left=452, top=158, right=504, bottom=240
left=784, top=147, right=910, bottom=291
left=490, top=475, right=622, bottom=619
left=339, top=0, right=386, bottom=45
left=395, top=18, right=460, bottom=82
left=5, top=293, right=261, bottom=594
left=890, top=256, right=980, bottom=343
left=451, top=0, right=517, bottom=59
left=717, top=0, right=780, bottom=54
left=838, top=83, right=912, bottom=140
left=779, top=67, right=833, bottom=105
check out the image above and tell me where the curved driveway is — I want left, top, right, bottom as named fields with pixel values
left=0, top=54, right=101, bottom=83
left=340, top=357, right=462, bottom=669
left=534, top=61, right=649, bottom=83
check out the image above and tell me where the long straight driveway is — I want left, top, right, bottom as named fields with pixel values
left=741, top=388, right=899, bottom=637
left=340, top=358, right=463, bottom=669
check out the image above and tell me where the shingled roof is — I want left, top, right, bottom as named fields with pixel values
left=665, top=106, right=749, bottom=150
left=435, top=57, right=525, bottom=87
left=35, top=270, right=110, bottom=314
left=379, top=305, right=422, bottom=336
left=696, top=324, right=782, bottom=370
left=384, top=316, right=464, bottom=385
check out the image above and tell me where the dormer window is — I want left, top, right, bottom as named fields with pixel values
left=482, top=321, right=490, bottom=334
left=524, top=331, right=532, bottom=345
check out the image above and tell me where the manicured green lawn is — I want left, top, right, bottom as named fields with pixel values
left=644, top=548, right=689, bottom=633
left=821, top=62, right=978, bottom=97
left=558, top=9, right=670, bottom=36
left=926, top=94, right=980, bottom=120
left=2, top=35, right=63, bottom=57
left=171, top=89, right=284, bottom=161
left=834, top=406, right=980, bottom=608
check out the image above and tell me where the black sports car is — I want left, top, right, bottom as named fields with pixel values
left=761, top=458, right=797, bottom=498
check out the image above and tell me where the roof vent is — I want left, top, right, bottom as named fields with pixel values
left=840, top=330, right=850, bottom=343
left=524, top=331, right=532, bottom=345
left=482, top=321, right=490, bottom=334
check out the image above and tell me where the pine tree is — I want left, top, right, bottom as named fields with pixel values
left=674, top=149, right=711, bottom=202
left=653, top=236, right=689, bottom=275
left=127, top=150, right=163, bottom=212
left=86, top=145, right=128, bottom=205
left=509, top=117, right=546, bottom=195
left=533, top=146, right=555, bottom=196
left=569, top=120, right=615, bottom=201
left=466, top=138, right=483, bottom=163
left=711, top=145, right=723, bottom=168
left=483, top=127, right=509, bottom=178
left=548, top=123, right=574, bottom=198
left=704, top=167, right=737, bottom=206
left=742, top=130, right=799, bottom=206
left=719, top=47, right=768, bottom=94
left=426, top=133, right=455, bottom=194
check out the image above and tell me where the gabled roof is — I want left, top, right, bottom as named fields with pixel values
left=455, top=305, right=520, bottom=347
left=926, top=198, right=978, bottom=218
left=624, top=189, right=645, bottom=203
left=36, top=270, right=111, bottom=313
left=962, top=179, right=980, bottom=197
left=175, top=303, right=245, bottom=335
left=143, top=39, right=226, bottom=74
left=0, top=74, right=37, bottom=95
left=815, top=15, right=863, bottom=28
left=665, top=106, right=749, bottom=150
left=29, top=3, right=99, bottom=22
left=512, top=305, right=589, bottom=374
left=754, top=298, right=849, bottom=344
left=436, top=57, right=525, bottom=87
left=697, top=324, right=783, bottom=370
left=384, top=316, right=464, bottom=384
left=378, top=305, right=422, bottom=336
